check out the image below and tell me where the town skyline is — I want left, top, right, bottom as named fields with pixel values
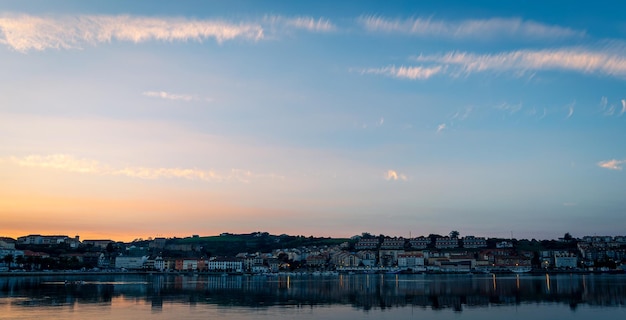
left=0, top=229, right=616, bottom=244
left=2, top=1, right=626, bottom=241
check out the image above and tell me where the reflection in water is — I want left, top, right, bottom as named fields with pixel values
left=1, top=273, right=626, bottom=315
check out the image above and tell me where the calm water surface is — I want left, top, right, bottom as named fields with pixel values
left=2, top=273, right=626, bottom=319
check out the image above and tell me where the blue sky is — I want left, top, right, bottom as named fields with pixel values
left=1, top=0, right=625, bottom=241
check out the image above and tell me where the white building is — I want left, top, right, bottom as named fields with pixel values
left=555, top=256, right=578, bottom=268
left=207, top=258, right=243, bottom=272
left=496, top=241, right=513, bottom=248
left=397, top=253, right=425, bottom=268
left=154, top=257, right=165, bottom=271
left=115, top=256, right=148, bottom=270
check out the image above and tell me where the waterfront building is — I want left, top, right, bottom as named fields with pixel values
left=206, top=257, right=243, bottom=272
left=356, top=250, right=377, bottom=266
left=397, top=252, right=425, bottom=268
left=115, top=256, right=148, bottom=270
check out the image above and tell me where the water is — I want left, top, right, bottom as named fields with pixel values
left=1, top=273, right=626, bottom=319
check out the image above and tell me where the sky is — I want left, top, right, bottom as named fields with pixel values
left=1, top=0, right=625, bottom=242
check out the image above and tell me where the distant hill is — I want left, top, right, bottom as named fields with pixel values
left=166, top=233, right=350, bottom=257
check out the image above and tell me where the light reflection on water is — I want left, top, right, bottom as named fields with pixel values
left=1, top=274, right=626, bottom=319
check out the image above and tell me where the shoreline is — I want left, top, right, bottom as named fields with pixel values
left=1, top=269, right=624, bottom=277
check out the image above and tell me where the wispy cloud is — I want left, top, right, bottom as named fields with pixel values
left=597, top=159, right=626, bottom=171
left=621, top=99, right=626, bottom=116
left=566, top=101, right=575, bottom=119
left=358, top=16, right=584, bottom=39
left=8, top=154, right=283, bottom=183
left=413, top=48, right=626, bottom=78
left=142, top=91, right=210, bottom=102
left=495, top=102, right=523, bottom=114
left=436, top=123, right=447, bottom=133
left=264, top=15, right=335, bottom=32
left=0, top=13, right=264, bottom=52
left=360, top=65, right=443, bottom=80
left=385, top=169, right=407, bottom=181
left=451, top=106, right=473, bottom=121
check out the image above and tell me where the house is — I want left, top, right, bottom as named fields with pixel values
left=409, top=237, right=430, bottom=249
left=380, top=237, right=405, bottom=249
left=206, top=257, right=243, bottom=272
left=153, top=257, right=165, bottom=271
left=332, top=251, right=361, bottom=268
left=82, top=240, right=113, bottom=249
left=149, top=238, right=167, bottom=249
left=462, top=236, right=487, bottom=249
left=356, top=250, right=377, bottom=267
left=0, top=238, right=16, bottom=250
left=448, top=254, right=477, bottom=269
left=306, top=255, right=327, bottom=267
left=355, top=238, right=379, bottom=250
left=496, top=241, right=513, bottom=248
left=554, top=254, right=578, bottom=268
left=379, top=249, right=404, bottom=267
left=267, top=258, right=280, bottom=272
left=251, top=264, right=269, bottom=273
left=439, top=260, right=472, bottom=273
left=17, top=235, right=81, bottom=248
left=435, top=237, right=459, bottom=249
left=397, top=252, right=425, bottom=268
left=22, top=250, right=50, bottom=259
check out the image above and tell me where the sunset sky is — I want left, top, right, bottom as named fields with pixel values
left=1, top=1, right=625, bottom=241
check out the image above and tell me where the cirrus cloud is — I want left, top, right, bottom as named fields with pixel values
left=413, top=48, right=626, bottom=78
left=0, top=13, right=264, bottom=52
left=142, top=91, right=211, bottom=102
left=360, top=65, right=443, bottom=80
left=264, top=15, right=335, bottom=32
left=358, top=16, right=584, bottom=39
left=7, top=154, right=283, bottom=183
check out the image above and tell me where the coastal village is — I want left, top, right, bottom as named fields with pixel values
left=1, top=232, right=626, bottom=274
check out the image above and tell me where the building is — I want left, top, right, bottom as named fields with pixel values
left=356, top=251, right=377, bottom=267
left=554, top=255, right=578, bottom=268
left=153, top=257, right=165, bottom=271
left=17, top=235, right=81, bottom=248
left=332, top=252, right=361, bottom=268
left=0, top=239, right=16, bottom=250
left=149, top=238, right=167, bottom=249
left=82, top=240, right=113, bottom=249
left=496, top=241, right=513, bottom=249
left=306, top=255, right=327, bottom=267
left=462, top=236, right=487, bottom=249
left=115, top=256, right=148, bottom=270
left=409, top=237, right=430, bottom=249
left=435, top=237, right=459, bottom=249
left=379, top=249, right=404, bottom=267
left=176, top=258, right=207, bottom=271
left=206, top=257, right=243, bottom=272
left=355, top=238, right=379, bottom=250
left=380, top=237, right=405, bottom=249
left=397, top=252, right=425, bottom=268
